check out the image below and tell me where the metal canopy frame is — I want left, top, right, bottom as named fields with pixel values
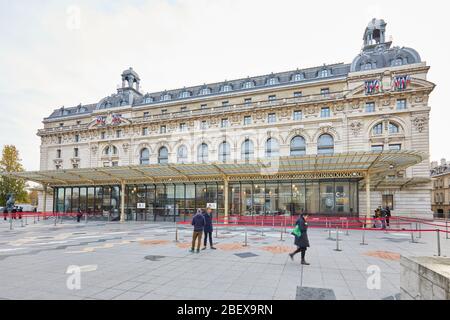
left=1, top=150, right=426, bottom=187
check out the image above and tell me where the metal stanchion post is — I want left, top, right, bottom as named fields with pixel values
left=334, top=227, right=341, bottom=251
left=436, top=229, right=441, bottom=257
left=215, top=223, right=218, bottom=238
left=418, top=223, right=422, bottom=239
left=85, top=213, right=88, bottom=224
left=9, top=213, right=12, bottom=230
left=279, top=223, right=284, bottom=242
left=410, top=223, right=416, bottom=243
left=244, top=227, right=248, bottom=247
left=20, top=216, right=24, bottom=228
left=446, top=220, right=449, bottom=240
left=25, top=216, right=28, bottom=226
left=54, top=212, right=57, bottom=226
left=346, top=220, right=349, bottom=236
left=261, top=218, right=264, bottom=237
left=34, top=214, right=36, bottom=224
left=360, top=228, right=367, bottom=245
left=175, top=223, right=179, bottom=243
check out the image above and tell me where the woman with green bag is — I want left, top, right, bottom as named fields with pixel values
left=289, top=213, right=310, bottom=265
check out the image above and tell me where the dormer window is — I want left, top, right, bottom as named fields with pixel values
left=180, top=91, right=191, bottom=98
left=221, top=84, right=233, bottom=92
left=199, top=87, right=211, bottom=95
left=391, top=58, right=404, bottom=67
left=144, top=97, right=153, bottom=104
left=242, top=81, right=255, bottom=89
left=266, top=77, right=279, bottom=86
left=318, top=69, right=330, bottom=78
left=161, top=93, right=171, bottom=101
left=292, top=73, right=304, bottom=82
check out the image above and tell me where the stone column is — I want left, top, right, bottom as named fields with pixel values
left=366, top=174, right=371, bottom=227
left=224, top=178, right=229, bottom=224
left=43, top=184, right=47, bottom=213
left=120, top=181, right=126, bottom=223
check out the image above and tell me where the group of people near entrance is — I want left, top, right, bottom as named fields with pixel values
left=190, top=206, right=311, bottom=266
left=373, top=206, right=391, bottom=229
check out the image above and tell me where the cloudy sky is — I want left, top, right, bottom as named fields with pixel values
left=0, top=0, right=448, bottom=171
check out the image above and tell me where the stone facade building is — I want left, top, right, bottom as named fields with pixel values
left=7, top=18, right=434, bottom=221
left=431, top=159, right=450, bottom=218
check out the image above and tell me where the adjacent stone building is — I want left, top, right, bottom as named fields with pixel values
left=6, top=18, right=435, bottom=221
left=431, top=159, right=450, bottom=218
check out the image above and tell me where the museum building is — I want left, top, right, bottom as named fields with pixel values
left=3, top=19, right=435, bottom=221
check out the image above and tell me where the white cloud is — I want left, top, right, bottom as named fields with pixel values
left=0, top=0, right=448, bottom=170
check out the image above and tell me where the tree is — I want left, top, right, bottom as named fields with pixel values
left=0, top=145, right=28, bottom=206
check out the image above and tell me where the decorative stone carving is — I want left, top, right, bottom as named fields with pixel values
left=91, top=145, right=98, bottom=154
left=335, top=104, right=345, bottom=112
left=412, top=116, right=427, bottom=133
left=122, top=143, right=130, bottom=153
left=350, top=121, right=363, bottom=136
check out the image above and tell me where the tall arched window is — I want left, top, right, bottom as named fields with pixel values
left=388, top=122, right=400, bottom=134
left=198, top=143, right=208, bottom=163
left=177, top=145, right=188, bottom=163
left=241, top=139, right=254, bottom=161
left=218, top=142, right=231, bottom=162
left=317, top=134, right=334, bottom=155
left=158, top=146, right=168, bottom=164
left=372, top=123, right=383, bottom=135
left=140, top=148, right=150, bottom=165
left=104, top=145, right=118, bottom=156
left=265, top=138, right=279, bottom=158
left=290, top=136, right=306, bottom=156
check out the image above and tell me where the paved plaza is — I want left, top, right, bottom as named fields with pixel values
left=0, top=217, right=448, bottom=300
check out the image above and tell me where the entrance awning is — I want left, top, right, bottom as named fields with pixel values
left=0, top=150, right=426, bottom=187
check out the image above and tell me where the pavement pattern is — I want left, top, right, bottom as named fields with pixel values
left=0, top=217, right=448, bottom=300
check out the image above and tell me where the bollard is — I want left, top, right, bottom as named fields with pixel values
left=360, top=228, right=368, bottom=245
left=334, top=227, right=342, bottom=251
left=244, top=227, right=248, bottom=247
left=436, top=229, right=441, bottom=257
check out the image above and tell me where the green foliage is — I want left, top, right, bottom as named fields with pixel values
left=0, top=145, right=28, bottom=206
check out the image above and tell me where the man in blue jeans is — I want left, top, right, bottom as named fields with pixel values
left=202, top=206, right=216, bottom=250
left=190, top=209, right=205, bottom=253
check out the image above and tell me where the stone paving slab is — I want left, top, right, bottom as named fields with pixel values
left=0, top=218, right=449, bottom=300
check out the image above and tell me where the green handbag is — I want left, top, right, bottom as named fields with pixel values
left=291, top=225, right=301, bottom=237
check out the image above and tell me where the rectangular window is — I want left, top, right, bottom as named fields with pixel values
left=200, top=104, right=207, bottom=109
left=112, top=161, right=119, bottom=167
left=74, top=148, right=79, bottom=157
left=59, top=123, right=64, bottom=127
left=222, top=101, right=229, bottom=106
left=294, top=91, right=302, bottom=98
left=243, top=116, right=252, bottom=125
left=74, top=134, right=80, bottom=142
left=57, top=149, right=61, bottom=158
left=371, top=145, right=384, bottom=152
left=73, top=163, right=79, bottom=169
left=396, top=99, right=407, bottom=110
left=221, top=118, right=229, bottom=128
left=268, top=113, right=276, bottom=123
left=116, top=130, right=122, bottom=138
left=389, top=144, right=401, bottom=151
left=76, top=121, right=81, bottom=125
left=268, top=95, right=276, bottom=102
left=180, top=106, right=187, bottom=112
left=244, top=98, right=252, bottom=106
left=321, top=88, right=330, bottom=96
left=293, top=110, right=302, bottom=121
left=321, top=107, right=330, bottom=118
left=382, top=194, right=394, bottom=210
left=103, top=162, right=110, bottom=167
left=142, top=127, right=148, bottom=136
left=143, top=112, right=150, bottom=118
left=58, top=136, right=62, bottom=144
left=365, top=102, right=375, bottom=112
left=200, top=120, right=208, bottom=130
left=179, top=123, right=187, bottom=132
left=160, top=125, right=166, bottom=134
left=161, top=109, right=167, bottom=114
left=101, top=131, right=106, bottom=139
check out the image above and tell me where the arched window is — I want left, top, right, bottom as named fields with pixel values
left=290, top=136, right=306, bottom=156
left=161, top=93, right=171, bottom=101
left=388, top=122, right=400, bottom=134
left=218, top=141, right=231, bottom=162
left=197, top=143, right=208, bottom=163
left=140, top=148, right=150, bottom=165
left=104, top=145, right=118, bottom=156
left=391, top=58, right=403, bottom=66
left=158, top=146, right=168, bottom=164
left=372, top=123, right=383, bottom=135
left=317, top=134, right=334, bottom=155
left=241, top=139, right=254, bottom=161
left=177, top=145, right=188, bottom=163
left=362, top=62, right=373, bottom=70
left=265, top=138, right=279, bottom=158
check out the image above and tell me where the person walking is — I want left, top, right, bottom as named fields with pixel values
left=190, top=208, right=205, bottom=253
left=380, top=207, right=387, bottom=229
left=288, top=213, right=310, bottom=265
left=76, top=209, right=83, bottom=223
left=202, top=206, right=216, bottom=250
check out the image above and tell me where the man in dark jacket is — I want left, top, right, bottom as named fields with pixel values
left=202, top=206, right=216, bottom=250
left=288, top=213, right=310, bottom=265
left=385, top=206, right=391, bottom=227
left=190, top=209, right=206, bottom=253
